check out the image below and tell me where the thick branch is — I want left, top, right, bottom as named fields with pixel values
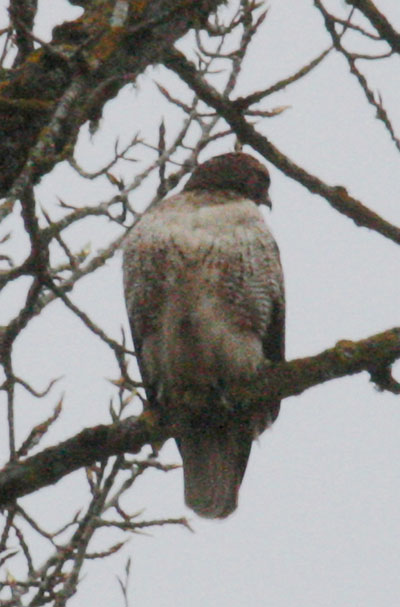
left=0, top=415, right=157, bottom=507
left=345, top=0, right=400, bottom=54
left=9, top=0, right=38, bottom=67
left=256, top=328, right=400, bottom=402
left=0, top=327, right=398, bottom=507
left=0, top=0, right=225, bottom=201
left=164, top=49, right=400, bottom=246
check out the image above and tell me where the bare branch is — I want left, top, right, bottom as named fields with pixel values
left=0, top=326, right=398, bottom=507
left=345, top=0, right=400, bottom=54
left=234, top=46, right=332, bottom=110
left=0, top=0, right=228, bottom=202
left=314, top=1, right=400, bottom=152
left=164, top=48, right=400, bottom=246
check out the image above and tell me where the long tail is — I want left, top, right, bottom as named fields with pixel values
left=177, top=422, right=253, bottom=519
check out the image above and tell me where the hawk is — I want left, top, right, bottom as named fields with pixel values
left=123, top=153, right=285, bottom=518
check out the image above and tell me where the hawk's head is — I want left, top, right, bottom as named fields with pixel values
left=184, top=153, right=271, bottom=208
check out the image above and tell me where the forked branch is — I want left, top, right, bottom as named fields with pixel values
left=1, top=326, right=398, bottom=507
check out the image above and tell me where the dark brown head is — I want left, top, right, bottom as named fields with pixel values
left=183, top=153, right=271, bottom=207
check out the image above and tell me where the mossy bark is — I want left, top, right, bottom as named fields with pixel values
left=0, top=0, right=225, bottom=197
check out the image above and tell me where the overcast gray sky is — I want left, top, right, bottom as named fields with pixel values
left=1, top=0, right=400, bottom=605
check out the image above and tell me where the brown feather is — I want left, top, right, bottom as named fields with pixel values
left=123, top=153, right=285, bottom=518
left=177, top=420, right=252, bottom=519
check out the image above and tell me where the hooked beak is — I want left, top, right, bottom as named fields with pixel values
left=262, top=191, right=272, bottom=209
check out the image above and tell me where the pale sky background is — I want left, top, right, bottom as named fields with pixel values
left=1, top=0, right=400, bottom=605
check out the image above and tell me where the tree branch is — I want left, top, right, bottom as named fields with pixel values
left=345, top=0, right=400, bottom=54
left=0, top=0, right=226, bottom=205
left=163, top=48, right=400, bottom=246
left=0, top=327, right=398, bottom=507
left=8, top=0, right=38, bottom=67
left=314, top=1, right=400, bottom=152
left=0, top=415, right=156, bottom=507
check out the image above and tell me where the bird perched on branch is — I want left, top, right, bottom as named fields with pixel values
left=123, top=152, right=285, bottom=518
